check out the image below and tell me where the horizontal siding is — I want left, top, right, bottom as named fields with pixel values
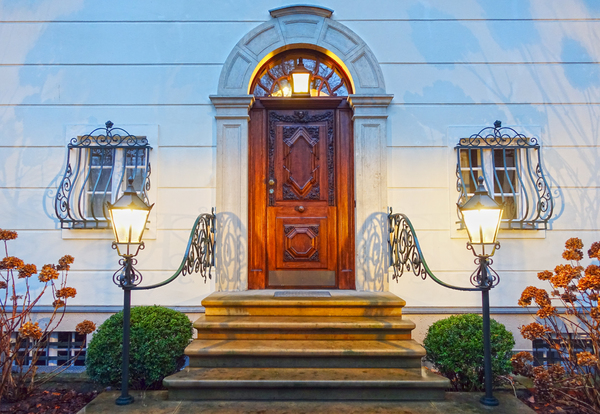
left=0, top=0, right=599, bottom=308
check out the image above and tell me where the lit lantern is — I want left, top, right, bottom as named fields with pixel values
left=107, top=179, right=153, bottom=251
left=459, top=176, right=503, bottom=257
left=291, top=58, right=311, bottom=96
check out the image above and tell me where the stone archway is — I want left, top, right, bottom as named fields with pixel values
left=211, top=5, right=393, bottom=292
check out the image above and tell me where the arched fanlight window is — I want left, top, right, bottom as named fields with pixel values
left=251, top=49, right=352, bottom=97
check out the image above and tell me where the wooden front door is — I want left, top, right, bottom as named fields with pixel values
left=248, top=98, right=355, bottom=289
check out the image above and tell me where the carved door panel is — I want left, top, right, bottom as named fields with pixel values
left=266, top=110, right=337, bottom=287
left=248, top=99, right=354, bottom=290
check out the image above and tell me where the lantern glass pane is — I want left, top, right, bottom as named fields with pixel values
left=292, top=73, right=310, bottom=94
left=110, top=208, right=149, bottom=244
left=463, top=208, right=502, bottom=244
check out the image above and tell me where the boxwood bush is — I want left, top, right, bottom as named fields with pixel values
left=86, top=305, right=193, bottom=389
left=423, top=313, right=515, bottom=391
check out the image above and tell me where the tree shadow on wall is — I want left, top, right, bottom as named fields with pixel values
left=215, top=211, right=247, bottom=292
left=356, top=212, right=388, bottom=292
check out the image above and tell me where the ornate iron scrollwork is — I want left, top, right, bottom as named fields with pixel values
left=455, top=121, right=554, bottom=230
left=55, top=121, right=152, bottom=229
left=388, top=209, right=497, bottom=291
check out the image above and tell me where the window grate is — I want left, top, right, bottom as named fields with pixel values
left=532, top=334, right=593, bottom=367
left=55, top=121, right=152, bottom=229
left=12, top=331, right=88, bottom=367
left=455, top=121, right=553, bottom=230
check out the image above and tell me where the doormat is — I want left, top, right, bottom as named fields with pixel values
left=274, top=291, right=331, bottom=298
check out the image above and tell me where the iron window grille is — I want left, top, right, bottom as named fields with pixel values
left=532, top=334, right=593, bottom=367
left=455, top=121, right=553, bottom=230
left=12, top=331, right=87, bottom=367
left=55, top=121, right=151, bottom=229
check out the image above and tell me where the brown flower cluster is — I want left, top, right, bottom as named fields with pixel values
left=537, top=306, right=557, bottom=319
left=588, top=241, right=600, bottom=259
left=563, top=238, right=584, bottom=261
left=38, top=264, right=59, bottom=282
left=576, top=351, right=598, bottom=367
left=19, top=321, right=43, bottom=340
left=0, top=256, right=25, bottom=270
left=57, top=255, right=74, bottom=271
left=53, top=299, right=65, bottom=309
left=577, top=265, right=600, bottom=291
left=0, top=281, right=7, bottom=289
left=533, top=366, right=553, bottom=401
left=551, top=264, right=581, bottom=288
left=591, top=307, right=600, bottom=321
left=519, top=286, right=551, bottom=307
left=511, top=351, right=534, bottom=377
left=0, top=229, right=17, bottom=241
left=537, top=270, right=553, bottom=281
left=18, top=264, right=37, bottom=279
left=75, top=320, right=96, bottom=335
left=520, top=322, right=550, bottom=340
left=56, top=287, right=77, bottom=299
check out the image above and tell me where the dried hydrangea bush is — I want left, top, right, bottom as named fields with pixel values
left=512, top=238, right=600, bottom=414
left=0, top=229, right=96, bottom=402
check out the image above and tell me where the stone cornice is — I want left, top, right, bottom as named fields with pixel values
left=269, top=4, right=333, bottom=19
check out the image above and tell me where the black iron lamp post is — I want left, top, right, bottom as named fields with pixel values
left=459, top=176, right=503, bottom=406
left=107, top=180, right=154, bottom=406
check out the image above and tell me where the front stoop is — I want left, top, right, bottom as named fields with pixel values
left=163, top=290, right=450, bottom=401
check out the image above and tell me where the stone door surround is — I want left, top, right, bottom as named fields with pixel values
left=211, top=5, right=393, bottom=292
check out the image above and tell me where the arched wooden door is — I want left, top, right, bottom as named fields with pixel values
left=248, top=98, right=355, bottom=289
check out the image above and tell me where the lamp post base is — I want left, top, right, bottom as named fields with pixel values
left=115, top=395, right=134, bottom=405
left=480, top=395, right=499, bottom=406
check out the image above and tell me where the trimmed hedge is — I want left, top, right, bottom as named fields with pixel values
left=423, top=313, right=515, bottom=391
left=86, top=305, right=193, bottom=389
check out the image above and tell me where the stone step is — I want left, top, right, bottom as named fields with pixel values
left=186, top=339, right=425, bottom=368
left=194, top=315, right=415, bottom=340
left=164, top=367, right=450, bottom=401
left=202, top=290, right=405, bottom=316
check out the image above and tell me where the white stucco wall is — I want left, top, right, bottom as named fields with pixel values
left=1, top=1, right=600, bottom=334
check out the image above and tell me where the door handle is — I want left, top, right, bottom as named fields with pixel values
left=295, top=206, right=305, bottom=213
left=268, top=179, right=275, bottom=186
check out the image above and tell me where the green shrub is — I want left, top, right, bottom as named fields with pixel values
left=86, top=305, right=193, bottom=390
left=423, top=313, right=515, bottom=391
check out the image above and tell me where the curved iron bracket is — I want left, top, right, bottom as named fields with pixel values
left=388, top=209, right=499, bottom=292
left=112, top=209, right=216, bottom=291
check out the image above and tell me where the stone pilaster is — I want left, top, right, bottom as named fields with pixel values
left=210, top=95, right=255, bottom=292
left=348, top=95, right=394, bottom=292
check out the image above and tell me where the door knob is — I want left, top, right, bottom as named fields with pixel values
left=268, top=179, right=275, bottom=185
left=296, top=206, right=305, bottom=213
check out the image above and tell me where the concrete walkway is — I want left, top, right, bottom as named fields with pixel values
left=78, top=391, right=535, bottom=414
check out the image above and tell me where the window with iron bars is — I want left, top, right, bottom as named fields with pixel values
left=55, top=122, right=151, bottom=229
left=455, top=122, right=553, bottom=230
left=13, top=331, right=87, bottom=368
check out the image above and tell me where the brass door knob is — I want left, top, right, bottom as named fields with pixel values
left=268, top=179, right=275, bottom=185
left=296, top=206, right=305, bottom=213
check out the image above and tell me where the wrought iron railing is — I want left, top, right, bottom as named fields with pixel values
left=455, top=121, right=553, bottom=230
left=115, top=210, right=216, bottom=290
left=388, top=210, right=499, bottom=291
left=55, top=121, right=151, bottom=229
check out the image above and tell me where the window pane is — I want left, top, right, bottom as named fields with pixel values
left=90, top=148, right=113, bottom=166
left=495, top=196, right=517, bottom=219
left=89, top=168, right=112, bottom=190
left=494, top=149, right=516, bottom=168
left=123, top=169, right=144, bottom=190
left=494, top=170, right=517, bottom=193
left=460, top=149, right=481, bottom=168
left=462, top=170, right=481, bottom=194
left=125, top=148, right=146, bottom=166
left=88, top=194, right=110, bottom=218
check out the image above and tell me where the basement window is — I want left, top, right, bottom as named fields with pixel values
left=13, top=331, right=88, bottom=367
left=455, top=122, right=553, bottom=230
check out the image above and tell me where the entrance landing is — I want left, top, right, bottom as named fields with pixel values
left=202, top=289, right=406, bottom=316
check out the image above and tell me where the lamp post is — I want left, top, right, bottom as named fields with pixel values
left=107, top=179, right=154, bottom=406
left=459, top=176, right=503, bottom=406
left=290, top=58, right=311, bottom=97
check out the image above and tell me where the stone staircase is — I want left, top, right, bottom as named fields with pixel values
left=163, top=290, right=450, bottom=401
